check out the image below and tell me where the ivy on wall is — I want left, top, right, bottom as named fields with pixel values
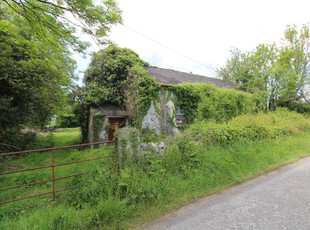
left=92, top=114, right=106, bottom=147
left=78, top=46, right=257, bottom=143
left=76, top=45, right=160, bottom=142
left=171, top=83, right=256, bottom=123
left=129, top=66, right=160, bottom=128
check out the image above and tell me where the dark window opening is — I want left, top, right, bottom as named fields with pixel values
left=176, top=106, right=187, bottom=124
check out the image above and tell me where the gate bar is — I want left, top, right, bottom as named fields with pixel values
left=0, top=154, right=116, bottom=176
left=0, top=141, right=115, bottom=157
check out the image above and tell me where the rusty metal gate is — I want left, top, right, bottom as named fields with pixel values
left=0, top=141, right=116, bottom=206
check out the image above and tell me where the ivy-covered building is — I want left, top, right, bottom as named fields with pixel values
left=88, top=66, right=240, bottom=142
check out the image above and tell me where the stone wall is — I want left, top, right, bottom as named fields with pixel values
left=88, top=109, right=109, bottom=145
left=88, top=104, right=127, bottom=143
left=141, top=89, right=180, bottom=136
left=88, top=89, right=181, bottom=144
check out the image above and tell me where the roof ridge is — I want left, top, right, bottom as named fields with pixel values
left=146, top=65, right=225, bottom=81
left=145, top=65, right=238, bottom=90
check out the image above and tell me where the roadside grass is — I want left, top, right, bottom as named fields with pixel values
left=129, top=134, right=310, bottom=229
left=1, top=134, right=310, bottom=229
left=1, top=111, right=310, bottom=230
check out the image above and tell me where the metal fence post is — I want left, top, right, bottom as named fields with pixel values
left=115, top=138, right=120, bottom=174
left=52, top=151, right=56, bottom=201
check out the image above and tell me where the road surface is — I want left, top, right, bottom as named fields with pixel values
left=143, top=157, right=310, bottom=230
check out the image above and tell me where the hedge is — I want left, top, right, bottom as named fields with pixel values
left=172, top=83, right=256, bottom=123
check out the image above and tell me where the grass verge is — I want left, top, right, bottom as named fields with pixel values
left=130, top=134, right=310, bottom=229
left=1, top=132, right=310, bottom=229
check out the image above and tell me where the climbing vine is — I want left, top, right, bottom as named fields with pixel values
left=171, top=83, right=256, bottom=123
left=77, top=45, right=160, bottom=141
left=92, top=114, right=106, bottom=145
left=125, top=65, right=160, bottom=128
left=78, top=46, right=256, bottom=143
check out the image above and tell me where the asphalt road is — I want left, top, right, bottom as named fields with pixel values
left=143, top=157, right=310, bottom=230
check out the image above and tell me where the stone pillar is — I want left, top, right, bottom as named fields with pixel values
left=116, top=127, right=140, bottom=168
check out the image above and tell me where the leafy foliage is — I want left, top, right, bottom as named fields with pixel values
left=217, top=24, right=310, bottom=112
left=79, top=45, right=160, bottom=141
left=84, top=45, right=151, bottom=105
left=0, top=0, right=122, bottom=150
left=1, top=0, right=122, bottom=51
left=0, top=5, right=75, bottom=149
left=55, top=89, right=81, bottom=128
left=0, top=0, right=121, bottom=149
left=171, top=83, right=256, bottom=123
left=187, top=109, right=310, bottom=146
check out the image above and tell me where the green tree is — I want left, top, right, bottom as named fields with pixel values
left=1, top=0, right=122, bottom=51
left=217, top=24, right=310, bottom=111
left=0, top=5, right=74, bottom=149
left=217, top=44, right=278, bottom=110
left=79, top=45, right=160, bottom=140
left=216, top=48, right=249, bottom=85
left=84, top=45, right=148, bottom=106
left=278, top=25, right=310, bottom=106
left=0, top=0, right=121, bottom=150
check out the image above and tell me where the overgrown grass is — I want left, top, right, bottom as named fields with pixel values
left=0, top=128, right=115, bottom=222
left=1, top=111, right=310, bottom=230
left=187, top=108, right=310, bottom=145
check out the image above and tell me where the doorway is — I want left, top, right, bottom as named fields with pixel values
left=108, top=117, right=126, bottom=141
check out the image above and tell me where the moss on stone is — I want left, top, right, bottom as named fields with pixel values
left=92, top=113, right=106, bottom=148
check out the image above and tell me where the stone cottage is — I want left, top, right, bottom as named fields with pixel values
left=88, top=66, right=237, bottom=142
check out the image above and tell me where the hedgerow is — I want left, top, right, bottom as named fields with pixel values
left=171, top=83, right=256, bottom=123
left=186, top=109, right=310, bottom=146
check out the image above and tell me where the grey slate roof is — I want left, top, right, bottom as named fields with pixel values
left=92, top=103, right=127, bottom=116
left=145, top=66, right=237, bottom=90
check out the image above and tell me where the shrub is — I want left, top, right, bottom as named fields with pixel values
left=1, top=110, right=310, bottom=230
left=0, top=129, right=36, bottom=153
left=56, top=114, right=79, bottom=128
left=187, top=109, right=310, bottom=147
left=140, top=128, right=163, bottom=143
left=171, top=83, right=256, bottom=123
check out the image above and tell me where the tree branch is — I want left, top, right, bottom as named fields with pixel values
left=0, top=143, right=21, bottom=151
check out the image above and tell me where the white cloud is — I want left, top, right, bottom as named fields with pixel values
left=74, top=0, right=310, bottom=84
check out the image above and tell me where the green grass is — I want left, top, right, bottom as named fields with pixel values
left=127, top=134, right=310, bottom=229
left=1, top=113, right=310, bottom=230
left=0, top=128, right=115, bottom=220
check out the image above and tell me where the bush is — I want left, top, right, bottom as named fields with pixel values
left=186, top=109, right=310, bottom=147
left=140, top=128, right=163, bottom=143
left=0, top=128, right=36, bottom=153
left=171, top=83, right=256, bottom=123
left=56, top=114, right=79, bottom=128
left=2, top=110, right=310, bottom=230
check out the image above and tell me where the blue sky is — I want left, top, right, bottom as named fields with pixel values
left=73, top=0, right=310, bottom=85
